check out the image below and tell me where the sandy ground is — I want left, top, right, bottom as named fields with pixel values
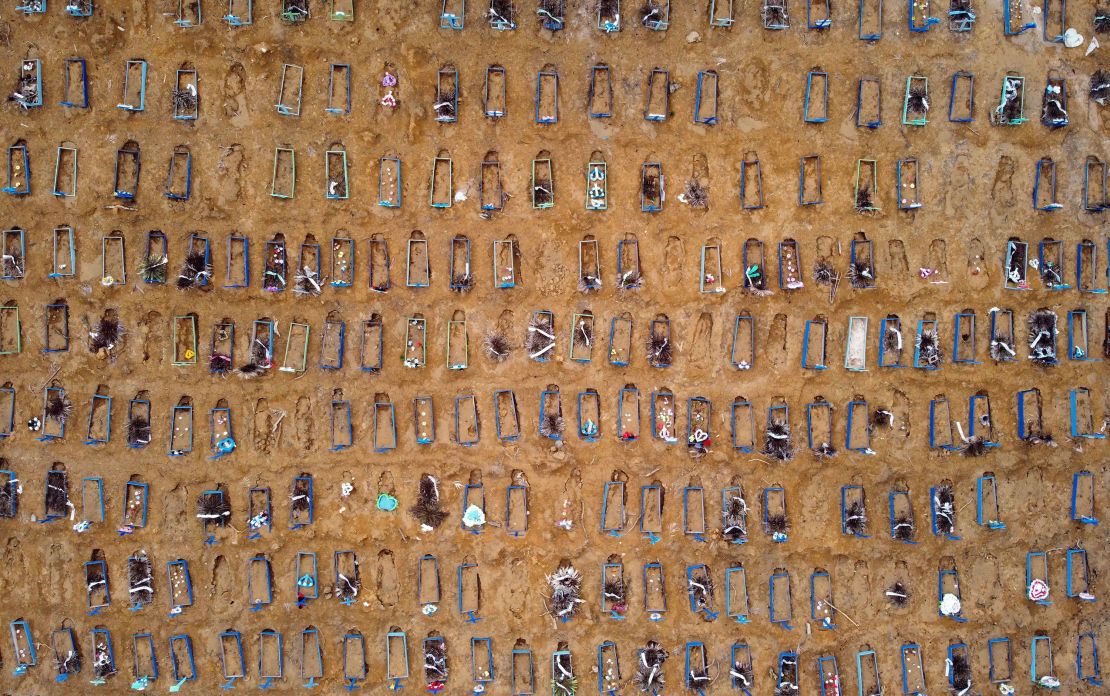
left=0, top=0, right=1107, bottom=692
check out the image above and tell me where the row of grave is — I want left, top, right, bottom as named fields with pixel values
left=4, top=619, right=1102, bottom=692
left=7, top=379, right=1107, bottom=451
left=10, top=55, right=1109, bottom=130
left=9, top=466, right=1102, bottom=538
left=10, top=0, right=1109, bottom=41
left=6, top=229, right=1110, bottom=293
left=56, top=548, right=1102, bottom=627
left=2, top=300, right=1106, bottom=372
left=9, top=135, right=1110, bottom=212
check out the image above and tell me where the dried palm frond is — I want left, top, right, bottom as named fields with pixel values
left=1041, top=92, right=1068, bottom=127
left=1028, top=310, right=1057, bottom=366
left=526, top=314, right=555, bottom=359
left=128, top=554, right=154, bottom=605
left=907, top=85, right=929, bottom=114
left=812, top=260, right=836, bottom=286
left=196, top=491, right=231, bottom=527
left=451, top=272, right=474, bottom=292
left=409, top=474, right=447, bottom=529
left=640, top=0, right=664, bottom=25
left=424, top=638, right=449, bottom=681
left=961, top=436, right=988, bottom=457
left=989, top=336, right=1015, bottom=361
left=997, top=79, right=1023, bottom=122
left=290, top=476, right=311, bottom=514
left=618, top=268, right=643, bottom=290
left=334, top=564, right=360, bottom=601
left=763, top=421, right=793, bottom=461
left=1097, top=6, right=1110, bottom=32
left=292, top=266, right=322, bottom=296
left=209, top=353, right=232, bottom=375
left=176, top=250, right=212, bottom=290
left=489, top=0, right=516, bottom=23
left=1092, top=70, right=1110, bottom=105
left=89, top=315, right=122, bottom=354
left=646, top=332, right=671, bottom=366
left=579, top=273, right=602, bottom=292
left=688, top=665, right=711, bottom=690
left=540, top=413, right=565, bottom=439
left=55, top=645, right=81, bottom=675
left=0, top=471, right=16, bottom=518
left=602, top=577, right=627, bottom=606
left=950, top=651, right=972, bottom=691
left=633, top=642, right=668, bottom=692
left=547, top=564, right=583, bottom=620
left=171, top=88, right=197, bottom=112
left=848, top=260, right=874, bottom=288
left=552, top=651, right=577, bottom=693
left=730, top=659, right=754, bottom=691
left=434, top=90, right=456, bottom=120
left=932, top=484, right=956, bottom=534
left=483, top=331, right=512, bottom=362
left=682, top=180, right=708, bottom=209
left=916, top=328, right=941, bottom=367
left=127, top=415, right=151, bottom=447
left=45, top=392, right=73, bottom=424
left=238, top=337, right=273, bottom=378
left=687, top=570, right=714, bottom=610
left=844, top=501, right=868, bottom=536
left=45, top=472, right=68, bottom=516
left=761, top=0, right=788, bottom=26
left=140, top=254, right=168, bottom=284
left=573, top=318, right=593, bottom=350
left=641, top=173, right=660, bottom=201
left=855, top=186, right=875, bottom=213
left=892, top=514, right=914, bottom=542
left=722, top=493, right=748, bottom=542
left=886, top=580, right=909, bottom=607
left=765, top=512, right=789, bottom=535
left=871, top=409, right=893, bottom=429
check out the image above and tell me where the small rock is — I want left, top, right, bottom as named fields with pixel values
left=686, top=30, right=701, bottom=43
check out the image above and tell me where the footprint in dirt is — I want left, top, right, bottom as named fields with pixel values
left=214, top=144, right=246, bottom=209
left=375, top=549, right=399, bottom=608
left=689, top=312, right=714, bottom=369
left=880, top=242, right=906, bottom=281
left=965, top=238, right=990, bottom=290
left=891, top=389, right=911, bottom=439
left=163, top=483, right=187, bottom=533
left=663, top=237, right=684, bottom=285
left=991, top=156, right=1016, bottom=208
left=47, top=542, right=68, bottom=604
left=253, top=398, right=272, bottom=453
left=554, top=468, right=582, bottom=530
left=295, top=396, right=314, bottom=451
left=139, top=311, right=163, bottom=364
left=3, top=538, right=26, bottom=583
left=767, top=313, right=787, bottom=369
left=210, top=554, right=232, bottom=601
left=505, top=557, right=529, bottom=620
left=839, top=558, right=871, bottom=615
left=970, top=554, right=1001, bottom=610
left=926, top=239, right=948, bottom=281
left=943, top=153, right=975, bottom=217
left=223, top=63, right=247, bottom=122
left=742, top=60, right=772, bottom=109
